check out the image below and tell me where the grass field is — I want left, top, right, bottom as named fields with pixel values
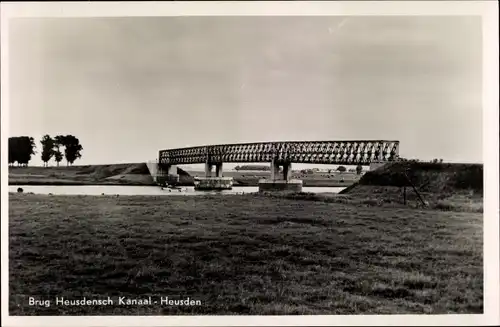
left=9, top=193, right=483, bottom=315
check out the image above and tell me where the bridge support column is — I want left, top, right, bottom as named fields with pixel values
left=215, top=163, right=223, bottom=178
left=259, top=160, right=302, bottom=193
left=282, top=162, right=291, bottom=181
left=204, top=162, right=224, bottom=178
left=270, top=160, right=280, bottom=181
left=196, top=162, right=233, bottom=191
left=205, top=162, right=213, bottom=177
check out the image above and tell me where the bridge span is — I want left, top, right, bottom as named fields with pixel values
left=157, top=140, right=399, bottom=191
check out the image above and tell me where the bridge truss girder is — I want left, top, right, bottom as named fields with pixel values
left=159, top=140, right=399, bottom=166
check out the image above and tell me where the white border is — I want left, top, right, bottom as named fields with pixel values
left=1, top=1, right=498, bottom=326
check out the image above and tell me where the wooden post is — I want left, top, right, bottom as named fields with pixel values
left=403, top=186, right=407, bottom=205
left=403, top=172, right=426, bottom=207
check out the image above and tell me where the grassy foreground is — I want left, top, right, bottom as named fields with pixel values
left=9, top=193, right=482, bottom=315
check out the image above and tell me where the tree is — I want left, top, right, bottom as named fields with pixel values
left=53, top=135, right=64, bottom=167
left=8, top=137, right=17, bottom=166
left=60, top=135, right=83, bottom=166
left=11, top=136, right=36, bottom=167
left=337, top=166, right=346, bottom=173
left=236, top=165, right=270, bottom=171
left=356, top=164, right=363, bottom=175
left=54, top=149, right=63, bottom=167
left=40, top=135, right=55, bottom=167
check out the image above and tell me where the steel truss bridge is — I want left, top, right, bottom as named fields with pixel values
left=159, top=140, right=400, bottom=166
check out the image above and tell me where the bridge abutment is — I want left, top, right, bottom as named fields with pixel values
left=259, top=160, right=302, bottom=193
left=157, top=164, right=179, bottom=186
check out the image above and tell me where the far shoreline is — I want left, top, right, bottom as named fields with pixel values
left=8, top=163, right=359, bottom=188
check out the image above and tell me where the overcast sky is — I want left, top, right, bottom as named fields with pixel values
left=8, top=16, right=482, bottom=168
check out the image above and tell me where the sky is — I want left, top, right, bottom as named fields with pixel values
left=8, top=16, right=483, bottom=169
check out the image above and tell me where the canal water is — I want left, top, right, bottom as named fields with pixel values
left=9, top=185, right=346, bottom=196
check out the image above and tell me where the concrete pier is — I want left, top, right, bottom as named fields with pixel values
left=204, top=162, right=224, bottom=177
left=215, top=163, right=223, bottom=177
left=194, top=177, right=233, bottom=190
left=259, top=160, right=302, bottom=193
left=198, top=162, right=233, bottom=190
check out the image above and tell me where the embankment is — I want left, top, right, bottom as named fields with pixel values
left=9, top=163, right=162, bottom=186
left=338, top=161, right=483, bottom=211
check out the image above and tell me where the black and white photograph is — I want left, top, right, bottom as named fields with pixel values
left=1, top=1, right=499, bottom=326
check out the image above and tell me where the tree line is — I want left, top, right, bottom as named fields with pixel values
left=399, top=158, right=444, bottom=163
left=304, top=165, right=363, bottom=175
left=234, top=165, right=270, bottom=171
left=9, top=134, right=83, bottom=167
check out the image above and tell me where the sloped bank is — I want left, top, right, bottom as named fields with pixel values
left=338, top=161, right=483, bottom=212
left=256, top=161, right=483, bottom=213
left=8, top=163, right=193, bottom=186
